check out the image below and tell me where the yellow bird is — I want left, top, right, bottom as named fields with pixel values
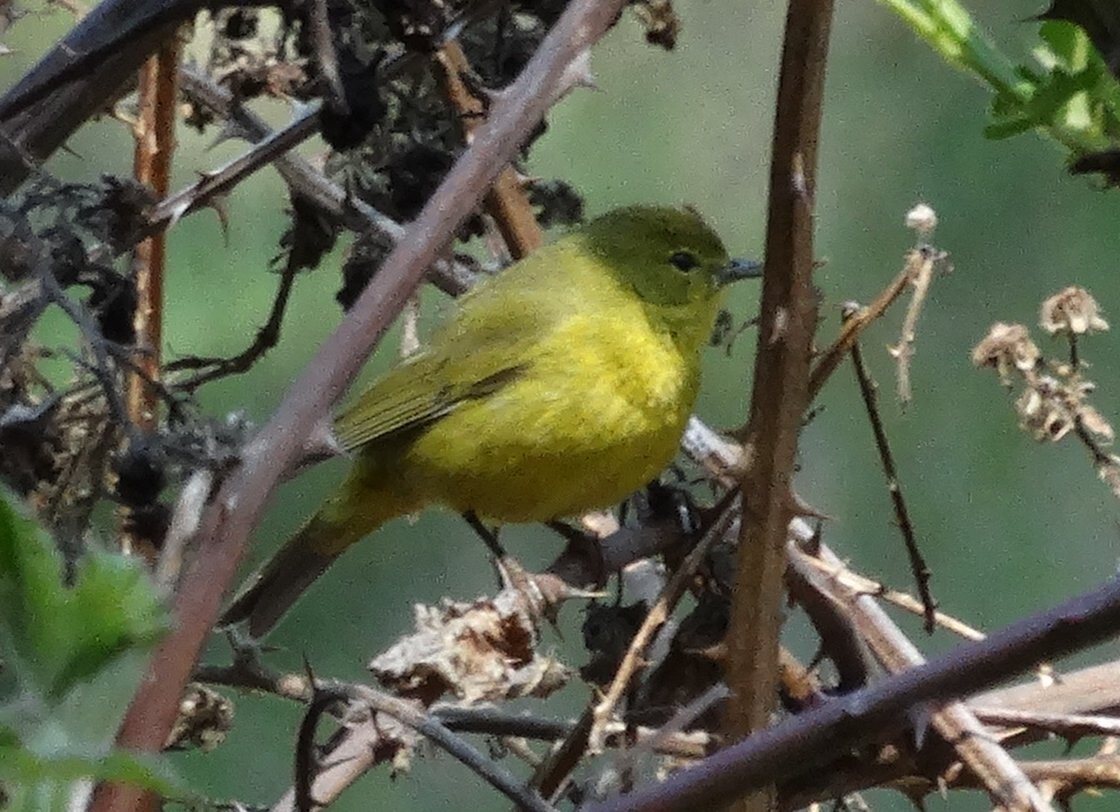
left=221, top=206, right=760, bottom=636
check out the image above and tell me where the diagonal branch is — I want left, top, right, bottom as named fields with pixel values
left=583, top=521, right=1120, bottom=812
left=89, top=3, right=630, bottom=810
left=793, top=541, right=1052, bottom=812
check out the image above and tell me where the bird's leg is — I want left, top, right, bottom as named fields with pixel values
left=462, top=511, right=506, bottom=559
left=463, top=512, right=538, bottom=596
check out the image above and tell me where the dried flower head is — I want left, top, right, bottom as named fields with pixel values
left=1040, top=286, right=1108, bottom=336
left=1015, top=374, right=1114, bottom=445
left=905, top=203, right=938, bottom=237
left=972, top=323, right=1041, bottom=385
left=1017, top=376, right=1075, bottom=442
left=369, top=585, right=572, bottom=705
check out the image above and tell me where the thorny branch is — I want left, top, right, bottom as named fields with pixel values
left=123, top=31, right=180, bottom=562
left=845, top=303, right=935, bottom=632
left=585, top=514, right=1120, bottom=812
left=292, top=685, right=556, bottom=812
left=724, top=7, right=830, bottom=812
left=588, top=489, right=740, bottom=752
left=93, top=4, right=634, bottom=811
left=792, top=541, right=1051, bottom=812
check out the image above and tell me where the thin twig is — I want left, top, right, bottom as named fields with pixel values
left=845, top=303, right=935, bottom=632
left=145, top=105, right=321, bottom=237
left=166, top=251, right=301, bottom=390
left=284, top=682, right=557, bottom=812
left=797, top=552, right=983, bottom=639
left=34, top=263, right=135, bottom=443
left=588, top=490, right=740, bottom=752
left=355, top=686, right=556, bottom=812
left=294, top=686, right=344, bottom=812
left=889, top=244, right=940, bottom=405
left=436, top=40, right=544, bottom=259
left=971, top=706, right=1120, bottom=740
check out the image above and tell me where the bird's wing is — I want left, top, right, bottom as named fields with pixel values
left=332, top=291, right=548, bottom=452
left=332, top=356, right=527, bottom=451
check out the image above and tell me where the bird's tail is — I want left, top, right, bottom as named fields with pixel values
left=220, top=470, right=408, bottom=638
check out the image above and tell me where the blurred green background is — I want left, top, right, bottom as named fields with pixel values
left=7, top=1, right=1120, bottom=809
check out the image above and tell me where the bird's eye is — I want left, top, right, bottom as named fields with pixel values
left=669, top=251, right=699, bottom=272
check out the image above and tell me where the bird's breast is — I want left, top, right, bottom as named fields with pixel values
left=398, top=311, right=701, bottom=522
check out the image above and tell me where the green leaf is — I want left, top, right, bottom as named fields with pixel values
left=0, top=489, right=179, bottom=806
left=880, top=0, right=1115, bottom=154
left=0, top=488, right=168, bottom=703
left=0, top=742, right=184, bottom=810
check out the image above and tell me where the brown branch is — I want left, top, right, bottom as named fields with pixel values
left=123, top=33, right=180, bottom=562
left=90, top=4, right=629, bottom=810
left=798, top=542, right=1051, bottom=811
left=807, top=256, right=914, bottom=403
left=796, top=550, right=983, bottom=640
left=436, top=40, right=544, bottom=259
left=588, top=490, right=740, bottom=752
left=723, top=5, right=831, bottom=812
left=583, top=555, right=1120, bottom=812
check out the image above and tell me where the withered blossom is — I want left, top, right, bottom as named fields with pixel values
left=1040, top=286, right=1109, bottom=336
left=1014, top=375, right=1114, bottom=445
left=369, top=584, right=571, bottom=706
left=1016, top=377, right=1075, bottom=442
left=905, top=203, right=938, bottom=236
left=971, top=322, right=1041, bottom=386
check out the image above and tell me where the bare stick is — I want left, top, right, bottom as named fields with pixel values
left=588, top=490, right=740, bottom=752
left=92, top=5, right=630, bottom=810
left=845, top=304, right=936, bottom=631
left=724, top=7, right=831, bottom=812
left=583, top=558, right=1120, bottom=812
left=797, top=552, right=983, bottom=639
left=890, top=243, right=939, bottom=405
left=436, top=40, right=544, bottom=259
left=798, top=542, right=1051, bottom=811
left=122, top=32, right=180, bottom=562
left=807, top=259, right=914, bottom=403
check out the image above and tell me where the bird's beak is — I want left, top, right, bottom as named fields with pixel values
left=718, top=257, right=763, bottom=285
